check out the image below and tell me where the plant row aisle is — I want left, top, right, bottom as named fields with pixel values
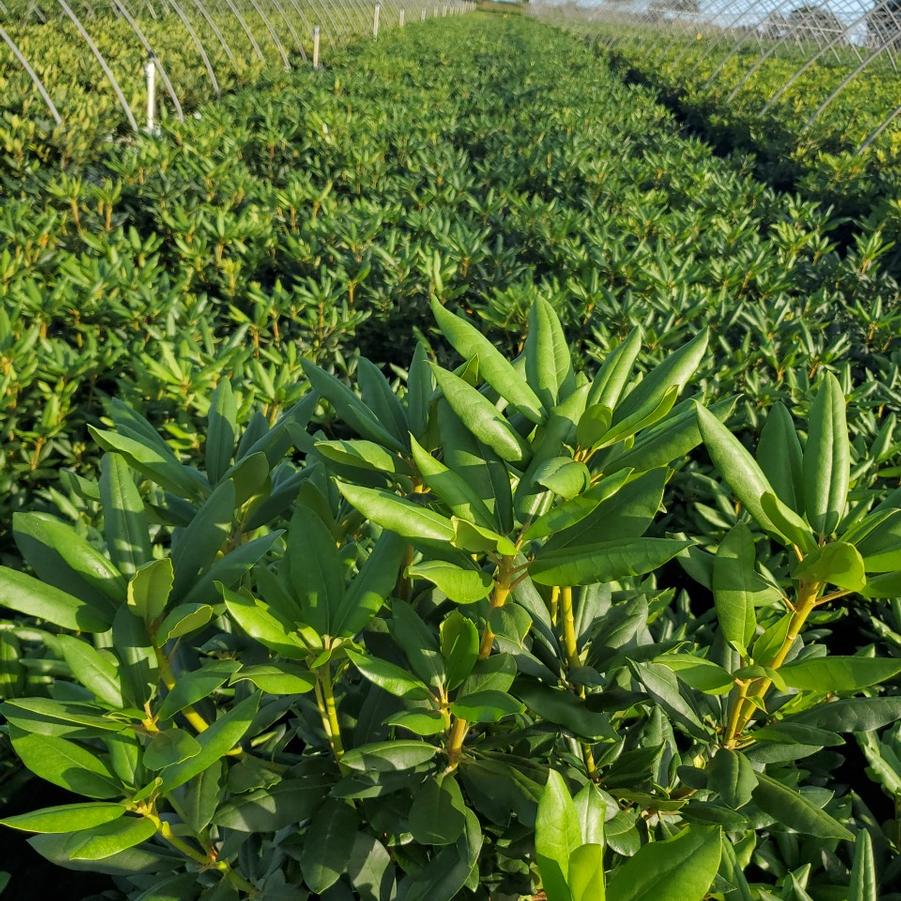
left=0, top=10, right=899, bottom=900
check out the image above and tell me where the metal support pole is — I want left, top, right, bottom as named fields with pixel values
left=144, top=56, right=156, bottom=133
left=399, top=7, right=403, bottom=26
left=373, top=2, right=380, bottom=37
left=313, top=24, right=320, bottom=69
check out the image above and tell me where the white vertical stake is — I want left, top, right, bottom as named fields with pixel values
left=312, top=25, right=320, bottom=69
left=373, top=2, right=380, bottom=37
left=144, top=56, right=157, bottom=133
left=421, top=7, right=425, bottom=20
left=399, top=7, right=404, bottom=26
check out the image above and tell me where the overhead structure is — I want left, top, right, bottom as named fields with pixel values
left=0, top=0, right=474, bottom=134
left=529, top=0, right=901, bottom=155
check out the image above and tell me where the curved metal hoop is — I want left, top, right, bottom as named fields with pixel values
left=57, top=0, right=140, bottom=132
left=0, top=23, right=62, bottom=125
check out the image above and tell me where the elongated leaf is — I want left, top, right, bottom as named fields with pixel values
left=337, top=481, right=455, bottom=543
left=409, top=774, right=467, bottom=845
left=588, top=328, right=640, bottom=411
left=157, top=660, right=240, bottom=721
left=286, top=508, right=343, bottom=636
left=788, top=696, right=901, bottom=732
left=341, top=740, right=437, bottom=772
left=345, top=650, right=431, bottom=699
left=606, top=826, right=721, bottom=901
left=696, top=404, right=781, bottom=539
left=793, top=542, right=865, bottom=591
left=9, top=728, right=119, bottom=798
left=220, top=584, right=308, bottom=660
left=13, top=512, right=125, bottom=605
left=803, top=373, right=849, bottom=537
left=531, top=538, right=690, bottom=587
left=514, top=680, right=613, bottom=740
left=536, top=769, right=581, bottom=901
left=569, top=844, right=605, bottom=901
left=849, top=829, right=877, bottom=901
left=752, top=773, right=852, bottom=840
left=779, top=656, right=901, bottom=692
left=708, top=749, right=756, bottom=809
left=1, top=803, right=125, bottom=834
left=206, top=379, right=237, bottom=485
left=432, top=297, right=543, bottom=421
left=757, top=402, right=803, bottom=512
left=431, top=364, right=531, bottom=464
left=57, top=636, right=123, bottom=708
left=100, top=454, right=151, bottom=576
left=409, top=559, right=493, bottom=604
left=67, top=816, right=157, bottom=861
left=525, top=297, right=575, bottom=410
left=301, top=360, right=404, bottom=452
left=441, top=611, right=480, bottom=690
left=127, top=558, right=173, bottom=625
left=614, top=330, right=707, bottom=422
left=0, top=566, right=111, bottom=632
left=712, top=524, right=758, bottom=653
left=161, top=693, right=259, bottom=791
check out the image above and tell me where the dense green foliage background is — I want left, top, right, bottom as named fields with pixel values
left=0, top=10, right=899, bottom=900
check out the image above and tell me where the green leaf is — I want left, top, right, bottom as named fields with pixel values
left=569, top=844, right=605, bottom=901
left=157, top=660, right=240, bottom=722
left=788, top=696, right=901, bottom=732
left=1, top=803, right=125, bottom=834
left=206, top=379, right=237, bottom=484
left=655, top=654, right=733, bottom=695
left=430, top=364, right=531, bottom=464
left=161, top=693, right=259, bottom=790
left=752, top=773, right=853, bottom=840
left=384, top=709, right=445, bottom=735
left=708, top=749, right=756, bottom=809
left=409, top=435, right=495, bottom=528
left=576, top=404, right=613, bottom=451
left=531, top=538, right=691, bottom=587
left=588, top=328, right=640, bottom=411
left=409, top=774, right=467, bottom=845
left=756, top=402, right=803, bottom=512
left=285, top=508, right=343, bottom=636
left=408, top=560, right=493, bottom=604
left=230, top=663, right=315, bottom=694
left=57, top=636, right=124, bottom=708
left=391, top=600, right=445, bottom=687
left=696, top=404, right=781, bottom=539
left=450, top=690, right=524, bottom=723
left=525, top=297, right=575, bottom=410
left=573, top=782, right=607, bottom=846
left=332, top=532, right=404, bottom=637
left=761, top=492, right=816, bottom=553
left=127, top=558, right=174, bottom=625
left=100, top=454, right=151, bottom=576
left=9, top=728, right=119, bottom=798
left=802, top=373, right=849, bottom=537
left=614, top=330, right=708, bottom=423
left=537, top=460, right=591, bottom=500
left=431, top=297, right=543, bottom=422
left=143, top=728, right=201, bottom=770
left=337, top=481, right=455, bottom=543
left=341, top=740, right=437, bottom=772
left=316, top=439, right=406, bottom=475
left=848, top=829, right=877, bottom=901
left=171, top=480, right=235, bottom=598
left=536, top=769, right=581, bottom=901
left=514, top=681, right=613, bottom=740
left=854, top=508, right=901, bottom=572
left=0, top=566, right=112, bottom=632
left=154, top=603, right=213, bottom=645
left=345, top=650, right=431, bottom=699
left=67, top=816, right=157, bottom=861
left=779, top=656, right=901, bottom=692
left=440, top=611, right=480, bottom=690
left=793, top=541, right=865, bottom=591
left=220, top=584, right=308, bottom=660
left=712, top=524, right=759, bottom=653
left=606, top=825, right=721, bottom=901
left=13, top=512, right=125, bottom=605
left=301, top=360, right=405, bottom=452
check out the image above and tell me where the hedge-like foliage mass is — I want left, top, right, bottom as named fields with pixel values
left=0, top=13, right=899, bottom=900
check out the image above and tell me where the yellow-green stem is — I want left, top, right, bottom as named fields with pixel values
left=154, top=646, right=210, bottom=735
left=560, top=586, right=580, bottom=669
left=727, top=580, right=821, bottom=743
left=446, top=557, right=515, bottom=769
left=316, top=664, right=345, bottom=763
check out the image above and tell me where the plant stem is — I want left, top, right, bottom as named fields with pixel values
left=315, top=663, right=345, bottom=763
left=725, top=580, right=822, bottom=743
left=447, top=556, right=515, bottom=769
left=559, top=586, right=580, bottom=669
left=154, top=645, right=210, bottom=734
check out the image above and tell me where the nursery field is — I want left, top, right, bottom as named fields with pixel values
left=0, top=8, right=900, bottom=901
